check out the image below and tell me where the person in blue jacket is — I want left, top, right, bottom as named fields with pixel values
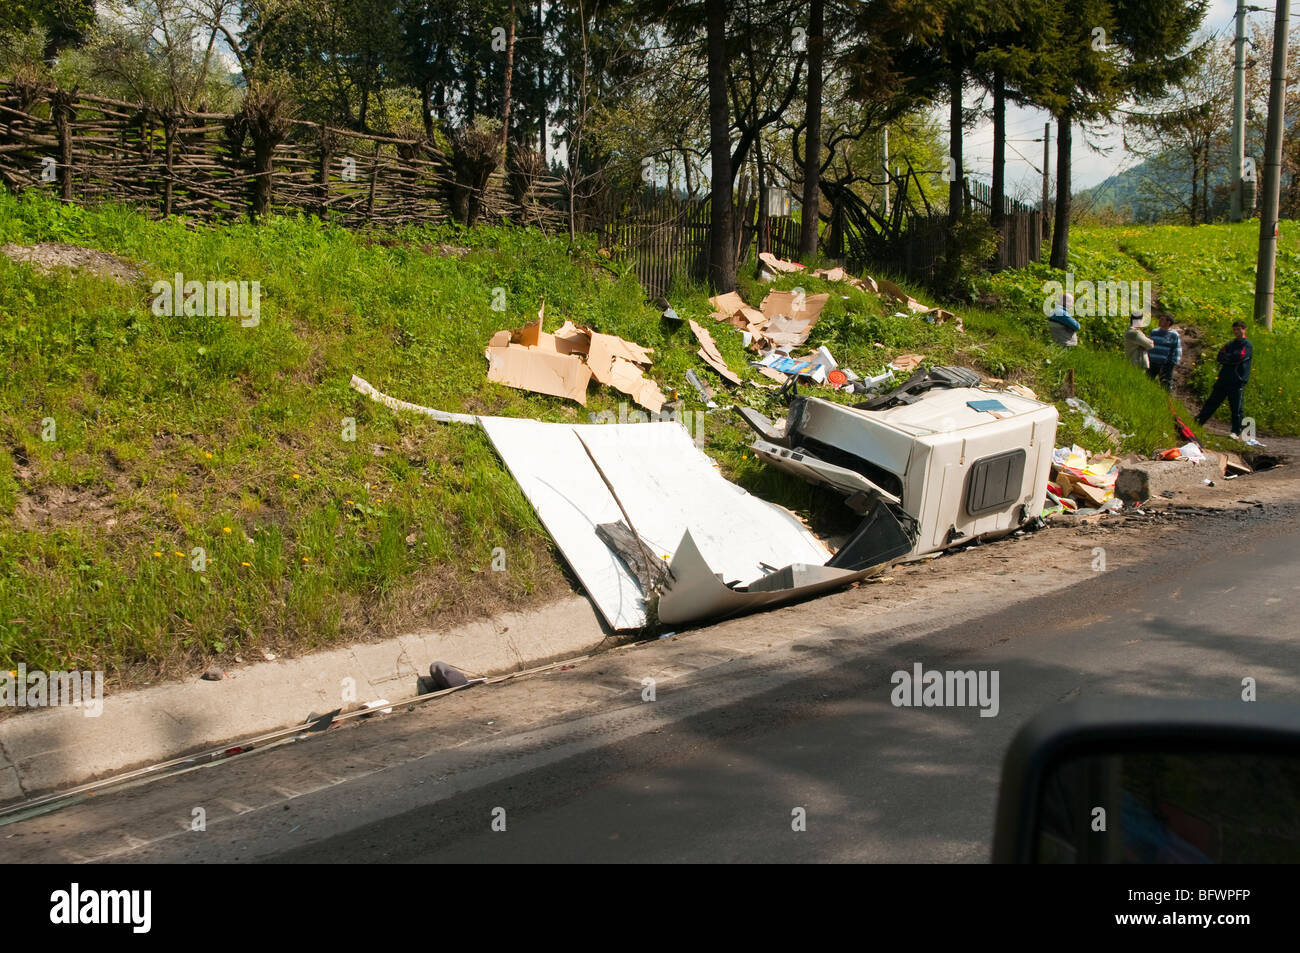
left=1048, top=292, right=1079, bottom=347
left=1196, top=320, right=1253, bottom=439
left=1146, top=314, right=1181, bottom=391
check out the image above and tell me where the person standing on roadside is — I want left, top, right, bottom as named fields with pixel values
left=1124, top=311, right=1154, bottom=370
left=1196, top=320, right=1253, bottom=440
left=1146, top=314, right=1181, bottom=391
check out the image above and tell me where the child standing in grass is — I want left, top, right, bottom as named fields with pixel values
left=1196, top=320, right=1253, bottom=441
left=1146, top=314, right=1181, bottom=391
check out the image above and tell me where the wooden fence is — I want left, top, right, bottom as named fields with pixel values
left=0, top=82, right=1046, bottom=296
left=594, top=192, right=805, bottom=298
left=0, top=83, right=564, bottom=228
left=966, top=178, right=1044, bottom=271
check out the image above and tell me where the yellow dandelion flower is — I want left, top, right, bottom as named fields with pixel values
left=204, top=452, right=213, bottom=459
left=292, top=473, right=300, bottom=480
left=301, top=556, right=310, bottom=562
left=241, top=561, right=251, bottom=567
left=222, top=526, right=232, bottom=533
left=153, top=551, right=162, bottom=557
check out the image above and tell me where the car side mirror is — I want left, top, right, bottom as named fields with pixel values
left=992, top=699, right=1300, bottom=863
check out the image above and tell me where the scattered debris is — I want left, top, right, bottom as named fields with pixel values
left=689, top=319, right=742, bottom=385
left=888, top=354, right=925, bottom=374
left=1065, top=396, right=1126, bottom=447
left=685, top=368, right=718, bottom=408
left=759, top=289, right=830, bottom=348
left=201, top=666, right=225, bottom=681
left=350, top=375, right=478, bottom=423
left=416, top=661, right=470, bottom=695
left=483, top=301, right=665, bottom=411
left=484, top=303, right=594, bottom=405
left=758, top=251, right=806, bottom=274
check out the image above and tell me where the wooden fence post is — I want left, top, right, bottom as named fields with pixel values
left=50, top=88, right=75, bottom=201
left=316, top=123, right=332, bottom=218
left=162, top=111, right=179, bottom=217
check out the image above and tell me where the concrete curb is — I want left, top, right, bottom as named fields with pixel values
left=0, top=596, right=609, bottom=804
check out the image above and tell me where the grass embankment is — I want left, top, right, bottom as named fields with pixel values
left=1, top=192, right=1295, bottom=681
left=974, top=225, right=1300, bottom=439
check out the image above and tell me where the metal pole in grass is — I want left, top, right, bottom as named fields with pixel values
left=1253, top=0, right=1290, bottom=331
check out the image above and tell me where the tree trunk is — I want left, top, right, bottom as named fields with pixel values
left=947, top=55, right=964, bottom=224
left=420, top=82, right=434, bottom=138
left=502, top=1, right=516, bottom=154
left=536, top=0, right=547, bottom=156
left=990, top=70, right=1006, bottom=267
left=1049, top=114, right=1072, bottom=269
left=706, top=0, right=736, bottom=292
left=798, top=0, right=823, bottom=258
left=756, top=134, right=768, bottom=255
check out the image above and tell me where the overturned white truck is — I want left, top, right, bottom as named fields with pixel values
left=739, top=366, right=1059, bottom=559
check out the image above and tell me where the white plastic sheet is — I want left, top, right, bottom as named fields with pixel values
left=478, top=416, right=830, bottom=629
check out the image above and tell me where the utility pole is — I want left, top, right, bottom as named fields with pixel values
left=883, top=125, right=890, bottom=217
left=1041, top=122, right=1051, bottom=244
left=1253, top=0, right=1290, bottom=330
left=1230, top=0, right=1247, bottom=222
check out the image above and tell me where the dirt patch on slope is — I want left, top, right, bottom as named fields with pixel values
left=1, top=243, right=142, bottom=283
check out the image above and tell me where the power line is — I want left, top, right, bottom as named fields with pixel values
left=1006, top=140, right=1044, bottom=176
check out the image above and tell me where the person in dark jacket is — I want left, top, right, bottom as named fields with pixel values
left=1196, top=320, right=1253, bottom=439
left=1146, top=314, right=1181, bottom=391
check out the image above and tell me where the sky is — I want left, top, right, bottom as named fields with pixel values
left=959, top=0, right=1248, bottom=196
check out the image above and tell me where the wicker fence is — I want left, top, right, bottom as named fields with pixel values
left=0, top=82, right=1044, bottom=295
left=0, top=83, right=564, bottom=228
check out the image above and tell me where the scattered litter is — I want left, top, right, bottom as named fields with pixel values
left=1223, top=452, right=1252, bottom=475
left=759, top=289, right=831, bottom=348
left=689, top=319, right=742, bottom=385
left=417, top=661, right=470, bottom=695
left=363, top=698, right=394, bottom=715
left=483, top=301, right=666, bottom=411
left=888, top=354, right=925, bottom=374
left=484, top=302, right=593, bottom=405
left=1049, top=444, right=1120, bottom=511
left=758, top=251, right=806, bottom=274
left=351, top=375, right=478, bottom=424
left=583, top=325, right=667, bottom=412
left=685, top=368, right=718, bottom=407
left=1065, top=396, right=1124, bottom=446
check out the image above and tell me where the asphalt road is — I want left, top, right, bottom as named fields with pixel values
left=84, top=504, right=1298, bottom=864
left=329, top=523, right=1300, bottom=864
left=6, top=493, right=1297, bottom=865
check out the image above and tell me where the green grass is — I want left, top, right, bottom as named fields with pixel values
left=975, top=224, right=1300, bottom=438
left=1, top=191, right=1295, bottom=682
